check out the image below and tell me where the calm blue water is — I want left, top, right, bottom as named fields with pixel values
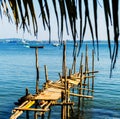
left=0, top=39, right=120, bottom=119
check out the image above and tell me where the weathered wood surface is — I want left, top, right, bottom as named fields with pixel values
left=35, top=87, right=62, bottom=100
left=10, top=72, right=96, bottom=119
left=10, top=101, right=35, bottom=119
left=10, top=44, right=97, bottom=119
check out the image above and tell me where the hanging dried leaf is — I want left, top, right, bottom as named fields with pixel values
left=110, top=0, right=119, bottom=77
left=44, top=0, right=51, bottom=42
left=52, top=0, right=60, bottom=41
left=103, top=0, right=112, bottom=59
left=8, top=0, right=19, bottom=28
left=38, top=0, right=48, bottom=30
left=93, top=0, right=99, bottom=60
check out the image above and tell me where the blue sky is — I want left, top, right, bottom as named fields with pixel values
left=0, top=1, right=118, bottom=41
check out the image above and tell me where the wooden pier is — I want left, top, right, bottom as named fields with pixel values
left=10, top=42, right=98, bottom=119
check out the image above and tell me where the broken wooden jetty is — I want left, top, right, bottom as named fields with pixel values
left=10, top=41, right=98, bottom=119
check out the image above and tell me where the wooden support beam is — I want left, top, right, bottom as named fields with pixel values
left=83, top=70, right=99, bottom=74
left=10, top=101, right=35, bottom=119
left=92, top=49, right=95, bottom=91
left=52, top=102, right=74, bottom=106
left=70, top=93, right=93, bottom=98
left=44, top=65, right=49, bottom=83
left=62, top=41, right=66, bottom=77
left=14, top=108, right=49, bottom=112
left=48, top=83, right=65, bottom=89
left=35, top=47, right=39, bottom=94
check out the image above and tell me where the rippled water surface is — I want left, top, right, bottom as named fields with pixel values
left=0, top=40, right=120, bottom=119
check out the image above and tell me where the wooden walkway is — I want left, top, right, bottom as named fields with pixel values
left=10, top=42, right=98, bottom=119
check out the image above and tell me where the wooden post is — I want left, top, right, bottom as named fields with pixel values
left=58, top=73, right=62, bottom=83
left=79, top=53, right=83, bottom=73
left=26, top=88, right=29, bottom=119
left=65, top=67, right=67, bottom=102
left=48, top=107, right=51, bottom=119
left=66, top=81, right=70, bottom=118
left=92, top=49, right=94, bottom=91
left=64, top=67, right=67, bottom=119
left=69, top=69, right=72, bottom=78
left=44, top=65, right=48, bottom=83
left=83, top=45, right=88, bottom=95
left=72, top=43, right=78, bottom=74
left=62, top=41, right=66, bottom=77
left=35, top=47, right=39, bottom=94
left=34, top=112, right=38, bottom=119
left=35, top=47, right=39, bottom=119
left=78, top=65, right=83, bottom=108
left=61, top=91, right=65, bottom=119
left=86, top=55, right=90, bottom=95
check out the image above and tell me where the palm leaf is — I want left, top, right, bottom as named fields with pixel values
left=44, top=0, right=51, bottom=42
left=78, top=0, right=83, bottom=55
left=52, top=0, right=60, bottom=41
left=0, top=0, right=120, bottom=76
left=27, top=0, right=38, bottom=36
left=83, top=0, right=94, bottom=49
left=38, top=0, right=48, bottom=30
left=8, top=0, right=19, bottom=28
left=58, top=0, right=69, bottom=43
left=103, top=0, right=112, bottom=59
left=93, top=0, right=99, bottom=60
left=111, top=0, right=119, bottom=72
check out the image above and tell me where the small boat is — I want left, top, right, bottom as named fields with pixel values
left=52, top=43, right=60, bottom=47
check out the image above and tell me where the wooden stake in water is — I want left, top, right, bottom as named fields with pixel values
left=78, top=65, right=83, bottom=108
left=92, top=49, right=95, bottom=91
left=61, top=91, right=65, bottom=119
left=35, top=47, right=39, bottom=94
left=26, top=88, right=29, bottom=119
left=62, top=41, right=66, bottom=77
left=44, top=65, right=48, bottom=82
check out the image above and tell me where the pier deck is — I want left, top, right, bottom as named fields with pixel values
left=10, top=42, right=98, bottom=119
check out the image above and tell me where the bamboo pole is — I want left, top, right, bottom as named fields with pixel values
left=58, top=73, right=62, bottom=83
left=66, top=80, right=70, bottom=118
left=40, top=101, right=53, bottom=118
left=26, top=88, right=29, bottom=119
left=35, top=47, right=39, bottom=119
left=52, top=102, right=74, bottom=106
left=86, top=55, right=90, bottom=95
left=14, top=108, right=49, bottom=112
left=44, top=65, right=48, bottom=83
left=92, top=49, right=94, bottom=91
left=35, top=47, right=39, bottom=94
left=48, top=106, right=51, bottom=119
left=79, top=53, right=83, bottom=73
left=10, top=101, right=35, bottom=119
left=69, top=93, right=93, bottom=98
left=61, top=91, right=65, bottom=119
left=69, top=69, right=72, bottom=78
left=78, top=65, right=83, bottom=108
left=62, top=41, right=66, bottom=77
left=83, top=70, right=98, bottom=74
left=83, top=45, right=88, bottom=95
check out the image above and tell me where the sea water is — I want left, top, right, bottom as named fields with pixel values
left=0, top=39, right=120, bottom=119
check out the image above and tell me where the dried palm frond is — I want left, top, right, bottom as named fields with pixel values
left=0, top=0, right=119, bottom=76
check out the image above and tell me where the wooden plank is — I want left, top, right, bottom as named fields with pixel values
left=70, top=93, right=93, bottom=98
left=14, top=107, right=49, bottom=112
left=10, top=101, right=35, bottom=119
left=48, top=83, right=65, bottom=89
left=35, top=88, right=62, bottom=100
left=66, top=79, right=79, bottom=85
